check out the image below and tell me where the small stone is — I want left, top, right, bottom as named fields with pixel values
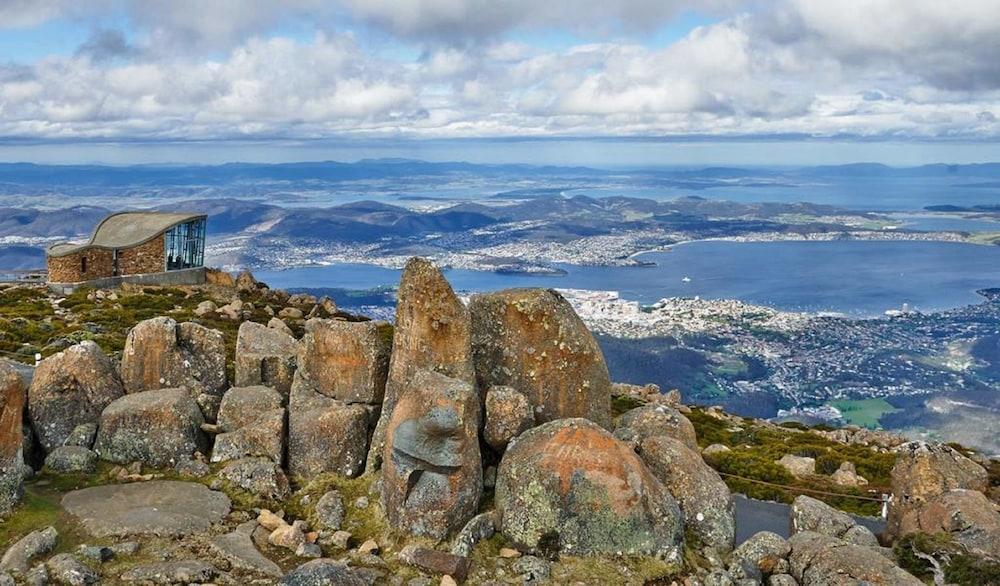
left=511, top=556, right=551, bottom=582
left=44, top=446, right=98, bottom=474
left=498, top=548, right=520, bottom=559
left=315, top=490, right=345, bottom=530
left=0, top=526, right=58, bottom=574
left=355, top=496, right=369, bottom=509
left=210, top=524, right=282, bottom=578
left=703, top=443, right=732, bottom=457
left=46, top=553, right=98, bottom=585
left=76, top=545, right=114, bottom=563
left=174, top=457, right=211, bottom=478
left=109, top=542, right=140, bottom=556
left=451, top=512, right=496, bottom=558
left=280, top=559, right=368, bottom=586
left=23, top=564, right=47, bottom=586
left=326, top=530, right=352, bottom=550
left=258, top=509, right=286, bottom=531
left=358, top=539, right=379, bottom=555
left=295, top=542, right=322, bottom=558
left=441, top=576, right=458, bottom=586
left=269, top=520, right=308, bottom=551
left=399, top=546, right=471, bottom=582
left=119, top=560, right=217, bottom=584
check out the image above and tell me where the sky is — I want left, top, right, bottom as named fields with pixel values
left=1, top=0, right=1000, bottom=165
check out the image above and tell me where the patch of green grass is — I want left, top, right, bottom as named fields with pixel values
left=829, top=398, right=900, bottom=429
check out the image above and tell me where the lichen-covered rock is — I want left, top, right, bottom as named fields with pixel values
left=287, top=377, right=370, bottom=478
left=728, top=531, right=790, bottom=581
left=218, top=457, right=291, bottom=500
left=367, top=258, right=474, bottom=472
left=638, top=435, right=735, bottom=551
left=212, top=386, right=286, bottom=464
left=279, top=559, right=368, bottom=586
left=119, top=560, right=217, bottom=584
left=451, top=512, right=496, bottom=558
left=314, top=490, right=345, bottom=531
left=911, top=489, right=1000, bottom=559
left=830, top=461, right=868, bottom=487
left=234, top=321, right=298, bottom=396
left=119, top=317, right=227, bottom=406
left=776, top=454, right=815, bottom=478
left=787, top=531, right=921, bottom=585
left=44, top=446, right=98, bottom=474
left=63, top=423, right=97, bottom=449
left=483, top=386, right=534, bottom=452
left=0, top=361, right=24, bottom=515
left=27, top=341, right=124, bottom=453
left=789, top=496, right=855, bottom=538
left=382, top=370, right=481, bottom=539
left=295, top=318, right=391, bottom=404
left=496, top=418, right=683, bottom=558
left=887, top=441, right=989, bottom=538
left=94, top=388, right=208, bottom=468
left=46, top=553, right=98, bottom=585
left=0, top=526, right=57, bottom=575
left=614, top=404, right=697, bottom=451
left=470, top=288, right=612, bottom=429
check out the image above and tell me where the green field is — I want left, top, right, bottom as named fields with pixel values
left=829, top=398, right=901, bottom=429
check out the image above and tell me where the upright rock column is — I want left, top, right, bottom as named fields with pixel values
left=0, top=361, right=25, bottom=514
left=366, top=258, right=475, bottom=472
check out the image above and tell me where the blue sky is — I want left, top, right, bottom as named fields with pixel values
left=1, top=1, right=999, bottom=165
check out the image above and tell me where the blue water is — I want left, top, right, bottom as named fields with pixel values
left=889, top=213, right=1000, bottom=233
left=256, top=240, right=1000, bottom=317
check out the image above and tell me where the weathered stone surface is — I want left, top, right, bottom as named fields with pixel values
left=234, top=321, right=298, bottom=396
left=119, top=560, right=217, bottom=584
left=63, top=424, right=97, bottom=449
left=451, top=512, right=496, bottom=558
left=728, top=531, right=790, bottom=581
left=483, top=386, right=534, bottom=452
left=830, top=461, right=868, bottom=487
left=911, top=488, right=1000, bottom=559
left=768, top=574, right=798, bottom=586
left=382, top=370, right=481, bottom=539
left=62, top=480, right=230, bottom=537
left=470, top=288, right=612, bottom=428
left=496, top=418, right=683, bottom=558
left=0, top=361, right=24, bottom=515
left=280, top=559, right=368, bottom=586
left=841, top=524, right=880, bottom=548
left=119, top=317, right=227, bottom=403
left=295, top=318, right=391, bottom=404
left=94, top=388, right=208, bottom=467
left=46, top=553, right=97, bottom=585
left=777, top=455, right=816, bottom=478
left=703, top=443, right=732, bottom=457
left=614, top=404, right=697, bottom=451
left=314, top=490, right=345, bottom=531
left=398, top=546, right=471, bottom=582
left=218, top=457, right=291, bottom=500
left=217, top=385, right=283, bottom=430
left=639, top=435, right=735, bottom=551
left=268, top=317, right=294, bottom=336
left=27, top=341, right=124, bottom=453
left=0, top=527, right=57, bottom=575
left=367, top=258, right=475, bottom=473
left=44, top=446, right=97, bottom=474
left=212, top=408, right=285, bottom=464
left=888, top=441, right=989, bottom=538
left=287, top=381, right=370, bottom=478
left=210, top=521, right=282, bottom=578
left=787, top=531, right=921, bottom=585
left=789, top=496, right=855, bottom=538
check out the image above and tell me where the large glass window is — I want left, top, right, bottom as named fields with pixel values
left=164, top=218, right=206, bottom=270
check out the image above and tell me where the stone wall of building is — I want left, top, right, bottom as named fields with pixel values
left=47, top=248, right=114, bottom=284
left=118, top=234, right=165, bottom=276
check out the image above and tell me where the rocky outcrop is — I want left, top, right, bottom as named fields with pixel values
left=787, top=531, right=922, bottom=585
left=887, top=441, right=989, bottom=538
left=287, top=379, right=370, bottom=478
left=496, top=418, right=682, bottom=558
left=470, top=288, right=612, bottom=429
left=0, top=361, right=24, bottom=515
left=119, top=317, right=227, bottom=416
left=638, top=435, right=735, bottom=551
left=727, top=531, right=790, bottom=582
left=218, top=457, right=291, bottom=500
left=830, top=461, right=868, bottom=487
left=777, top=454, right=816, bottom=478
left=234, top=321, right=297, bottom=396
left=27, top=341, right=124, bottom=453
left=614, top=403, right=697, bottom=450
left=212, top=386, right=285, bottom=464
left=94, top=388, right=208, bottom=468
left=382, top=370, right=481, bottom=539
left=367, top=258, right=474, bottom=472
left=911, top=489, right=1000, bottom=559
left=294, top=318, right=391, bottom=404
left=483, top=386, right=534, bottom=453
left=790, top=495, right=855, bottom=538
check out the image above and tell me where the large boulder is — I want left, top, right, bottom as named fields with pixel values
left=382, top=370, right=481, bottom=539
left=94, top=388, right=208, bottom=468
left=470, top=288, right=612, bottom=429
left=483, top=386, right=535, bottom=453
left=638, top=435, right=735, bottom=551
left=212, top=386, right=285, bottom=464
left=789, top=495, right=855, bottom=539
left=614, top=404, right=697, bottom=451
left=911, top=489, right=1000, bottom=559
left=496, top=418, right=683, bottom=558
left=280, top=559, right=368, bottom=586
left=294, top=318, right=391, bottom=404
left=367, top=258, right=474, bottom=472
left=887, top=441, right=989, bottom=538
left=119, top=317, right=227, bottom=410
left=0, top=361, right=24, bottom=515
left=787, top=531, right=921, bottom=585
left=287, top=377, right=370, bottom=478
left=28, top=341, right=124, bottom=453
left=234, top=321, right=297, bottom=396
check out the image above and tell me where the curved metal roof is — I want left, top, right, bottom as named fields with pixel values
left=47, top=211, right=205, bottom=258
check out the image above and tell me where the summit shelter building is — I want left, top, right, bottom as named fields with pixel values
left=46, top=211, right=208, bottom=292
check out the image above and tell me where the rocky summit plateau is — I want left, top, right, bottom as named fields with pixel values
left=0, top=260, right=998, bottom=585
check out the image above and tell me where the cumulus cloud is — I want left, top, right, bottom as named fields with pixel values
left=0, top=0, right=999, bottom=140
